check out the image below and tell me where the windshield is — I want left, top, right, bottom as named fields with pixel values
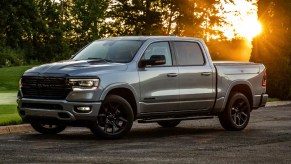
left=72, top=40, right=144, bottom=63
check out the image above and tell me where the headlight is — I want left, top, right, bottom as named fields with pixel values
left=68, top=79, right=99, bottom=90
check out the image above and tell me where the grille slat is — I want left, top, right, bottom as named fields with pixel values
left=21, top=76, right=71, bottom=100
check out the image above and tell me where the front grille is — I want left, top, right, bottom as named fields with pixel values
left=22, top=103, right=63, bottom=110
left=21, top=76, right=71, bottom=100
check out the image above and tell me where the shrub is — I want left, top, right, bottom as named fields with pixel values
left=0, top=47, right=26, bottom=67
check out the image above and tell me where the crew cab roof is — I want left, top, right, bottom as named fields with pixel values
left=99, top=36, right=203, bottom=42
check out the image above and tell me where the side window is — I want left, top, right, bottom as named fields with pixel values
left=173, top=42, right=205, bottom=66
left=143, top=42, right=173, bottom=66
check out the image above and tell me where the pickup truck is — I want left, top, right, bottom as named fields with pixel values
left=17, top=36, right=268, bottom=139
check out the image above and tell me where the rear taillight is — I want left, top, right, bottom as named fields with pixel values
left=262, top=69, right=267, bottom=87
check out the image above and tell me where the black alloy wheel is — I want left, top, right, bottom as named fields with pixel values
left=90, top=95, right=134, bottom=139
left=219, top=92, right=251, bottom=131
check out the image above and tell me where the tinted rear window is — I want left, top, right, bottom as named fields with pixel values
left=173, top=42, right=205, bottom=66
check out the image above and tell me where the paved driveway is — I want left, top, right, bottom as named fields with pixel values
left=0, top=105, right=291, bottom=163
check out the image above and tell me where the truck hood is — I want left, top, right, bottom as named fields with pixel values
left=23, top=60, right=128, bottom=77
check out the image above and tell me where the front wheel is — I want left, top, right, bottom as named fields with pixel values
left=219, top=92, right=251, bottom=131
left=31, top=123, right=66, bottom=134
left=90, top=95, right=134, bottom=139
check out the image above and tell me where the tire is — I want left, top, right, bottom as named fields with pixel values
left=157, top=120, right=181, bottom=128
left=219, top=92, right=251, bottom=131
left=90, top=95, right=134, bottom=139
left=31, top=123, right=66, bottom=134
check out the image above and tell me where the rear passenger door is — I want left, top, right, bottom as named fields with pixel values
left=172, top=41, right=215, bottom=111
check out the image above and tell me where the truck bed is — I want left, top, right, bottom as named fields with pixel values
left=213, top=61, right=266, bottom=113
left=213, top=61, right=263, bottom=75
left=213, top=61, right=259, bottom=66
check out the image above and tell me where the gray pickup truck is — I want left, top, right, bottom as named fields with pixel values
left=17, top=36, right=268, bottom=139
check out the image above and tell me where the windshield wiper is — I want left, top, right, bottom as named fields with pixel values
left=87, top=58, right=113, bottom=63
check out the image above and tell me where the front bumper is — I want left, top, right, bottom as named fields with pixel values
left=17, top=98, right=102, bottom=123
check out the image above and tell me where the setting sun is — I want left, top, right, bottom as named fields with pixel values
left=237, top=17, right=262, bottom=41
left=218, top=0, right=262, bottom=41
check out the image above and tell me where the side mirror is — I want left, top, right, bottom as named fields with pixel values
left=139, top=55, right=166, bottom=67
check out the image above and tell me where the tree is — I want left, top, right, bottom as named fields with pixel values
left=0, top=0, right=38, bottom=65
left=0, top=0, right=255, bottom=67
left=107, top=0, right=223, bottom=40
left=161, top=0, right=223, bottom=40
left=69, top=0, right=109, bottom=48
left=107, top=0, right=164, bottom=36
left=250, top=0, right=291, bottom=99
left=32, top=0, right=69, bottom=62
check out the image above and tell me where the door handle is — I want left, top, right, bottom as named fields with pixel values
left=201, top=72, right=212, bottom=76
left=167, top=73, right=178, bottom=77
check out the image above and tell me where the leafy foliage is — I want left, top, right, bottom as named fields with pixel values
left=69, top=0, right=109, bottom=48
left=0, top=0, right=226, bottom=65
left=107, top=0, right=165, bottom=36
left=0, top=47, right=25, bottom=67
left=251, top=0, right=291, bottom=100
left=0, top=0, right=223, bottom=65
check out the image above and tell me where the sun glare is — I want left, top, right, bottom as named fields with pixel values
left=219, top=0, right=262, bottom=41
left=237, top=16, right=262, bottom=41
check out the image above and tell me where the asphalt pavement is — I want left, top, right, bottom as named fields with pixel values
left=0, top=105, right=290, bottom=163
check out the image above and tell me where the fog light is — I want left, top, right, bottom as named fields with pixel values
left=77, top=107, right=90, bottom=111
left=74, top=106, right=92, bottom=113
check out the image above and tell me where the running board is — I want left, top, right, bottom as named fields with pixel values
left=138, top=116, right=214, bottom=123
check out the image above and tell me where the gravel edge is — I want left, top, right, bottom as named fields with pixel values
left=0, top=124, right=33, bottom=135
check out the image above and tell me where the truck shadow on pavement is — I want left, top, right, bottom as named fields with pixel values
left=22, top=127, right=227, bottom=142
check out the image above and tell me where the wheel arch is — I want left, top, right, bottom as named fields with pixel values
left=222, top=81, right=254, bottom=111
left=100, top=84, right=139, bottom=119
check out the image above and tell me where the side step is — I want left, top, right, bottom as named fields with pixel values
left=138, top=116, right=214, bottom=123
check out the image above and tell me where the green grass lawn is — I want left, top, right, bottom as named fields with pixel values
left=0, top=105, right=22, bottom=126
left=0, top=66, right=32, bottom=125
left=0, top=66, right=34, bottom=92
left=267, top=98, right=280, bottom=102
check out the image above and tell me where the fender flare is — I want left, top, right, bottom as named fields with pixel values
left=99, top=83, right=140, bottom=115
left=221, top=80, right=254, bottom=110
left=100, top=83, right=139, bottom=101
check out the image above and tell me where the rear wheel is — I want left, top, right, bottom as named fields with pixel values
left=90, top=95, right=134, bottom=139
left=219, top=92, right=251, bottom=131
left=157, top=120, right=181, bottom=128
left=31, top=123, right=66, bottom=134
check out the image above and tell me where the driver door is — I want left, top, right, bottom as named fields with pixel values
left=138, top=42, right=179, bottom=114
